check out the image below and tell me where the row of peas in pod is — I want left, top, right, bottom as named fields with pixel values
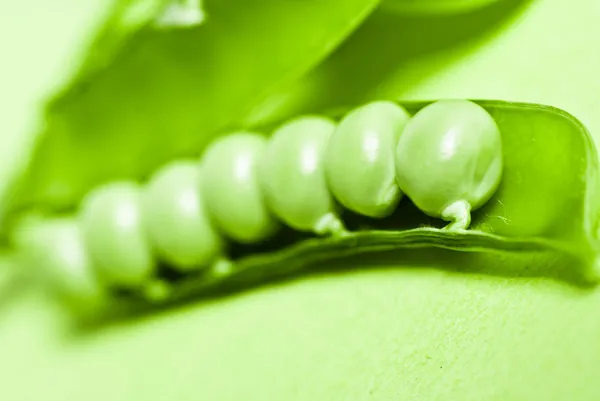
left=20, top=99, right=503, bottom=306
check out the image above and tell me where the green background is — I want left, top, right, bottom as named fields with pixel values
left=2, top=1, right=600, bottom=400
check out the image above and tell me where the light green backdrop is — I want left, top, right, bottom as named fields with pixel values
left=1, top=1, right=599, bottom=400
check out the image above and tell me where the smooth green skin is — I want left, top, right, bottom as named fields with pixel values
left=80, top=181, right=156, bottom=287
left=259, top=116, right=345, bottom=235
left=142, top=160, right=223, bottom=271
left=324, top=101, right=411, bottom=218
left=11, top=216, right=107, bottom=311
left=200, top=132, right=279, bottom=244
left=395, top=99, right=503, bottom=230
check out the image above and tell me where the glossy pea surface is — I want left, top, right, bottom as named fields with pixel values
left=395, top=99, right=503, bottom=229
left=259, top=116, right=344, bottom=235
left=80, top=182, right=155, bottom=287
left=201, top=132, right=278, bottom=243
left=325, top=101, right=411, bottom=218
left=143, top=161, right=223, bottom=271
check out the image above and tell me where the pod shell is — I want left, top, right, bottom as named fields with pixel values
left=395, top=99, right=503, bottom=219
left=80, top=181, right=156, bottom=288
left=325, top=101, right=411, bottom=218
left=200, top=132, right=278, bottom=243
left=142, top=160, right=223, bottom=271
left=259, top=116, right=344, bottom=234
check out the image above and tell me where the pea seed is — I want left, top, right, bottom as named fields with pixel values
left=142, top=160, right=223, bottom=271
left=12, top=216, right=107, bottom=310
left=259, top=116, right=345, bottom=235
left=395, top=99, right=503, bottom=230
left=200, top=132, right=279, bottom=243
left=325, top=101, right=411, bottom=218
left=80, top=182, right=156, bottom=287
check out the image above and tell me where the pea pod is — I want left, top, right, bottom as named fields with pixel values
left=8, top=99, right=600, bottom=322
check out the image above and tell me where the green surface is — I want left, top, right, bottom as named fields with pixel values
left=3, top=1, right=600, bottom=401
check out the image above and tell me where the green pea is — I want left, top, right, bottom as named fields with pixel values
left=395, top=99, right=503, bottom=230
left=259, top=116, right=346, bottom=235
left=325, top=100, right=411, bottom=218
left=142, top=160, right=223, bottom=271
left=200, top=132, right=279, bottom=243
left=12, top=216, right=108, bottom=311
left=80, top=181, right=156, bottom=287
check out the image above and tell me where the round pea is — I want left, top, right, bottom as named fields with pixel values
left=200, top=132, right=279, bottom=243
left=142, top=160, right=223, bottom=271
left=259, top=116, right=345, bottom=235
left=80, top=181, right=156, bottom=287
left=12, top=216, right=108, bottom=310
left=324, top=100, right=411, bottom=218
left=395, top=99, right=503, bottom=230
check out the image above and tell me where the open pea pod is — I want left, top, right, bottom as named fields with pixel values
left=9, top=99, right=600, bottom=323
left=15, top=99, right=599, bottom=323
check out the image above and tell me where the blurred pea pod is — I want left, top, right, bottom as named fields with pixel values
left=0, top=0, right=381, bottom=227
